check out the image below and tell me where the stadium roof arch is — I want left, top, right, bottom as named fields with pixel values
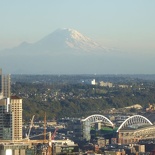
left=117, top=115, right=153, bottom=132
left=81, top=114, right=114, bottom=127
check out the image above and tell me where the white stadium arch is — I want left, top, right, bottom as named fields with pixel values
left=81, top=114, right=114, bottom=141
left=117, top=115, right=153, bottom=132
left=82, top=114, right=114, bottom=126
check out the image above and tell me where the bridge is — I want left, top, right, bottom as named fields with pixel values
left=81, top=114, right=155, bottom=143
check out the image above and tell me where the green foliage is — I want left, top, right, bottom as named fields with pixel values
left=11, top=80, right=155, bottom=122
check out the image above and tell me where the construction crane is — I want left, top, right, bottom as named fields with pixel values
left=44, top=112, right=47, bottom=142
left=51, top=128, right=58, bottom=140
left=26, top=115, right=35, bottom=140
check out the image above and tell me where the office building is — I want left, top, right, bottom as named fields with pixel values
left=0, top=98, right=12, bottom=140
left=0, top=68, right=11, bottom=98
left=10, top=95, right=23, bottom=140
left=2, top=74, right=11, bottom=98
left=0, top=69, right=23, bottom=141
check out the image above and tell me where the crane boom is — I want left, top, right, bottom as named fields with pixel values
left=44, top=112, right=46, bottom=141
left=51, top=128, right=58, bottom=140
left=26, top=115, right=35, bottom=140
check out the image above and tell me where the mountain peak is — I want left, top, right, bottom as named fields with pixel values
left=4, top=28, right=107, bottom=54
left=52, top=28, right=91, bottom=41
left=37, top=28, right=106, bottom=52
left=54, top=28, right=93, bottom=41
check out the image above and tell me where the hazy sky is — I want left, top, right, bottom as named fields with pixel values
left=0, top=0, right=155, bottom=52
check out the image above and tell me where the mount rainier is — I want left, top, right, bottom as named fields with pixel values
left=0, top=28, right=144, bottom=74
left=13, top=28, right=108, bottom=54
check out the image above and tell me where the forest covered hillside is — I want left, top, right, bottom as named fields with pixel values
left=11, top=75, right=155, bottom=121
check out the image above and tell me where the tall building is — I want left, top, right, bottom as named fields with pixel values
left=0, top=69, right=2, bottom=98
left=0, top=68, right=11, bottom=98
left=0, top=98, right=12, bottom=140
left=10, top=95, right=23, bottom=140
left=0, top=69, right=23, bottom=141
left=2, top=74, right=11, bottom=98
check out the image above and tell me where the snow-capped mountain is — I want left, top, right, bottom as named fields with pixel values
left=0, top=28, right=122, bottom=74
left=0, top=28, right=153, bottom=74
left=33, top=28, right=107, bottom=53
left=0, top=28, right=107, bottom=56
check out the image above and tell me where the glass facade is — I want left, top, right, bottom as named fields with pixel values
left=0, top=98, right=12, bottom=140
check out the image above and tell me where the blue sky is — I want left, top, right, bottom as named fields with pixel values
left=0, top=0, right=155, bottom=52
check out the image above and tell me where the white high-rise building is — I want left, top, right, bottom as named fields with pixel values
left=10, top=96, right=23, bottom=140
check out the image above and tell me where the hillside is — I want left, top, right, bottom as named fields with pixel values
left=11, top=75, right=155, bottom=121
